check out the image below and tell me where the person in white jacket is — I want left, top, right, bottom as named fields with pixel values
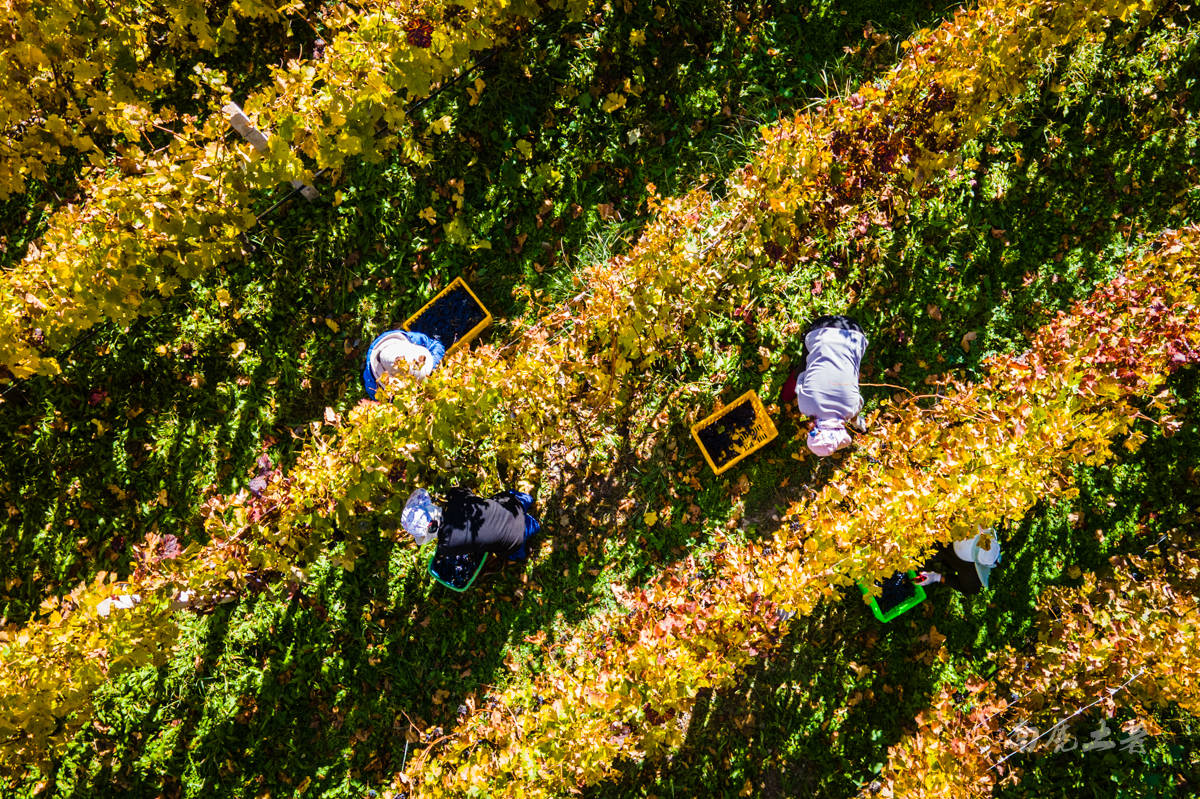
left=914, top=527, right=1002, bottom=595
left=781, top=315, right=868, bottom=456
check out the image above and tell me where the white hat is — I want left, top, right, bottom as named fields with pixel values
left=953, top=527, right=1001, bottom=588
left=807, top=418, right=852, bottom=457
left=373, top=335, right=434, bottom=381
left=401, top=489, right=442, bottom=545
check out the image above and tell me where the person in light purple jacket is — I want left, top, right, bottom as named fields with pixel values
left=361, top=329, right=446, bottom=400
left=781, top=315, right=868, bottom=456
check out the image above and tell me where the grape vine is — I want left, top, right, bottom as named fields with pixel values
left=875, top=547, right=1200, bottom=798
left=0, top=0, right=1174, bottom=779
left=389, top=226, right=1200, bottom=797
left=0, top=0, right=593, bottom=380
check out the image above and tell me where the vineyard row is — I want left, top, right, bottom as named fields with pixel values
left=0, top=0, right=593, bottom=380
left=0, top=0, right=1168, bottom=780
left=394, top=227, right=1200, bottom=797
left=877, top=546, right=1200, bottom=798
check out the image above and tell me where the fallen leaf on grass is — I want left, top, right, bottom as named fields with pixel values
left=602, top=92, right=627, bottom=112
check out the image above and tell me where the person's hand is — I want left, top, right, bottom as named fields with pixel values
left=914, top=571, right=942, bottom=586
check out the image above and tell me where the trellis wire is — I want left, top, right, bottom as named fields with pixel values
left=986, top=667, right=1148, bottom=773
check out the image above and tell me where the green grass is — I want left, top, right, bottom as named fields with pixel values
left=1, top=0, right=940, bottom=626
left=5, top=1, right=1200, bottom=798
left=583, top=369, right=1200, bottom=798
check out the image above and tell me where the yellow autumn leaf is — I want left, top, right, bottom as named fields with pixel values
left=601, top=92, right=627, bottom=113
left=325, top=318, right=340, bottom=333
left=643, top=511, right=658, bottom=527
left=231, top=340, right=247, bottom=358
left=467, top=76, right=486, bottom=105
left=216, top=288, right=231, bottom=307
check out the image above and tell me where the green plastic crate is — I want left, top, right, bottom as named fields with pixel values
left=429, top=551, right=488, bottom=593
left=858, top=570, right=927, bottom=623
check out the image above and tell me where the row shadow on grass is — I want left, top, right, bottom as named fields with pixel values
left=14, top=6, right=1200, bottom=797
left=45, top=313, right=1200, bottom=798
left=0, top=0, right=944, bottom=623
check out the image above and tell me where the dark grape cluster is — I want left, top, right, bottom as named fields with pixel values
left=432, top=550, right=485, bottom=589
left=245, top=569, right=283, bottom=593
left=829, top=129, right=853, bottom=159
left=696, top=398, right=760, bottom=469
left=407, top=283, right=486, bottom=348
left=875, top=571, right=917, bottom=613
left=441, top=4, right=467, bottom=28
left=922, top=83, right=958, bottom=115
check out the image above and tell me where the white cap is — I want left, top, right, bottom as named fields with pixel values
left=373, top=335, right=434, bottom=381
left=401, top=489, right=442, bottom=545
left=953, top=527, right=1001, bottom=587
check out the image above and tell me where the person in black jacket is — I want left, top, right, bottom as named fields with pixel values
left=914, top=527, right=1001, bottom=595
left=402, top=487, right=540, bottom=563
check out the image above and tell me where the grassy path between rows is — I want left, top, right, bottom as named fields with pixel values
left=8, top=2, right=1200, bottom=797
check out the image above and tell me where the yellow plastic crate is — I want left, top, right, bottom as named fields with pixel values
left=691, top=390, right=778, bottom=476
left=402, top=276, right=492, bottom=358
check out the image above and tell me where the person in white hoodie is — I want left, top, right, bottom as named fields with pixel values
left=361, top=329, right=446, bottom=400
left=781, top=315, right=868, bottom=456
left=914, top=527, right=1002, bottom=595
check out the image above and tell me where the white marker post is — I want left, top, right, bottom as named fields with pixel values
left=223, top=102, right=319, bottom=201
